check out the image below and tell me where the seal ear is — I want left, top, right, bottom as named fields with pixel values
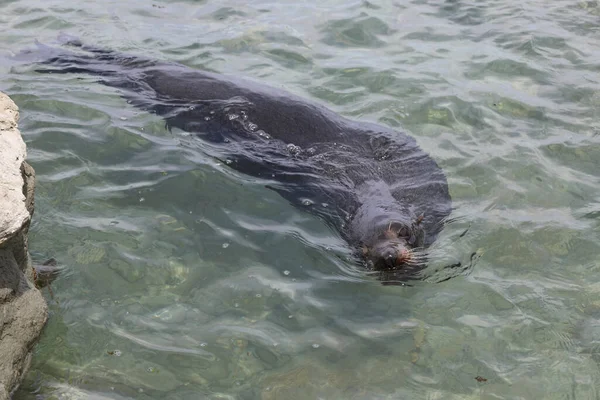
left=383, top=228, right=398, bottom=239
left=415, top=213, right=424, bottom=225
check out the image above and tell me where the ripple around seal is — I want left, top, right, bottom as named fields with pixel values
left=319, top=14, right=393, bottom=48
left=265, top=48, right=312, bottom=69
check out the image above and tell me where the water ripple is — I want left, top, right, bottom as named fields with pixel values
left=4, top=0, right=600, bottom=398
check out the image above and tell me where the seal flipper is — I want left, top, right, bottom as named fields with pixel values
left=42, top=258, right=58, bottom=266
left=220, top=147, right=354, bottom=228
left=159, top=97, right=258, bottom=143
left=33, top=258, right=61, bottom=288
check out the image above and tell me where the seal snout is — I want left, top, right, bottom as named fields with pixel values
left=368, top=238, right=412, bottom=269
left=359, top=219, right=426, bottom=270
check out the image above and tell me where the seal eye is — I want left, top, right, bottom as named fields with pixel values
left=397, top=226, right=410, bottom=238
left=382, top=227, right=397, bottom=240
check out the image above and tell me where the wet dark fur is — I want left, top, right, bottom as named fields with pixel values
left=31, top=39, right=452, bottom=281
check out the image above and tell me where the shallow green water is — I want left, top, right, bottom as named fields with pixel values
left=1, top=0, right=600, bottom=398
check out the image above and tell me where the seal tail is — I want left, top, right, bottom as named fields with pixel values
left=55, top=33, right=117, bottom=55
left=26, top=34, right=154, bottom=78
left=30, top=42, right=118, bottom=77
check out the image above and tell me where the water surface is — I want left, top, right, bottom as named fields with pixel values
left=1, top=0, right=600, bottom=398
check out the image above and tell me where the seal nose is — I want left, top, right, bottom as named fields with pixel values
left=370, top=240, right=412, bottom=269
left=382, top=247, right=411, bottom=268
left=382, top=250, right=396, bottom=266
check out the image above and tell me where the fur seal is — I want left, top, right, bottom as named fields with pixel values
left=33, top=39, right=452, bottom=281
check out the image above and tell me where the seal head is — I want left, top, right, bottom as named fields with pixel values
left=361, top=219, right=425, bottom=270
left=347, top=181, right=427, bottom=272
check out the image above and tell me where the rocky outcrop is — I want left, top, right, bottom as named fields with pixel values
left=0, top=92, right=48, bottom=400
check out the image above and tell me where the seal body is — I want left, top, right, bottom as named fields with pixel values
left=36, top=40, right=452, bottom=278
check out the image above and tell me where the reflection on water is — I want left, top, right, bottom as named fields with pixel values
left=2, top=0, right=600, bottom=398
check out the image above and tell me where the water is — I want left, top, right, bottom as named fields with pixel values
left=1, top=0, right=600, bottom=398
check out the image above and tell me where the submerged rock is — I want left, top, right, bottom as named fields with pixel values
left=0, top=92, right=48, bottom=399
